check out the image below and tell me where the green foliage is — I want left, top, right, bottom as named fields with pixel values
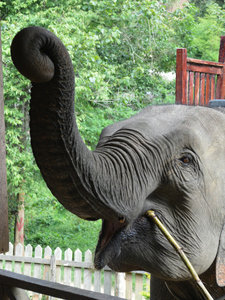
left=190, top=0, right=224, bottom=15
left=190, top=3, right=225, bottom=61
left=24, top=175, right=101, bottom=252
left=172, top=2, right=225, bottom=61
left=171, top=3, right=198, bottom=50
left=77, top=102, right=136, bottom=148
left=1, top=0, right=225, bottom=251
left=2, top=19, right=38, bottom=228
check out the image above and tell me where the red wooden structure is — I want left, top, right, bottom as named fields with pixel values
left=176, top=36, right=225, bottom=106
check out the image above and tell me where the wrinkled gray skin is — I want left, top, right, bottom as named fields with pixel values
left=11, top=27, right=225, bottom=299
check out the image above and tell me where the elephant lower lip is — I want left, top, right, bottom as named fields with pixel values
left=94, top=233, right=122, bottom=269
left=94, top=220, right=125, bottom=269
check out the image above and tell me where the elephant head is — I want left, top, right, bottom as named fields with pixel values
left=11, top=27, right=225, bottom=299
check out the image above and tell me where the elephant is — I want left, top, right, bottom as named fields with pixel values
left=10, top=26, right=225, bottom=299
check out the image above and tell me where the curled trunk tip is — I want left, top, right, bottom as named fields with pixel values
left=11, top=26, right=55, bottom=83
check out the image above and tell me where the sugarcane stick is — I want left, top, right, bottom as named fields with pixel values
left=146, top=210, right=214, bottom=300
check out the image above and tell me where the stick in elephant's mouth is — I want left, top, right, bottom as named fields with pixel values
left=146, top=210, right=214, bottom=300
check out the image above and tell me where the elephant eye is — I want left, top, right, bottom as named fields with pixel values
left=179, top=154, right=192, bottom=165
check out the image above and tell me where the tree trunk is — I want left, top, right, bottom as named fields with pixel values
left=14, top=192, right=25, bottom=252
left=0, top=24, right=9, bottom=254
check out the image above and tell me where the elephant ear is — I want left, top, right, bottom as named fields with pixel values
left=216, top=223, right=225, bottom=287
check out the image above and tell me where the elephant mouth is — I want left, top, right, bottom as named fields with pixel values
left=93, top=212, right=158, bottom=271
left=94, top=219, right=126, bottom=269
left=94, top=214, right=150, bottom=270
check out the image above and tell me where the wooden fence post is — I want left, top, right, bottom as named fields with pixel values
left=14, top=243, right=23, bottom=274
left=50, top=255, right=56, bottom=282
left=5, top=243, right=13, bottom=271
left=94, top=268, right=101, bottom=293
left=176, top=48, right=187, bottom=104
left=43, top=246, right=52, bottom=281
left=217, top=36, right=225, bottom=99
left=74, top=249, right=82, bottom=288
left=33, top=245, right=43, bottom=300
left=51, top=247, right=62, bottom=300
left=104, top=268, right=112, bottom=295
left=219, top=36, right=225, bottom=63
left=48, top=251, right=55, bottom=300
left=64, top=248, right=72, bottom=286
left=115, top=272, right=126, bottom=298
left=134, top=273, right=143, bottom=300
left=84, top=250, right=92, bottom=290
left=24, top=245, right=32, bottom=277
left=125, top=273, right=132, bottom=300
left=54, top=247, right=62, bottom=284
left=0, top=244, right=149, bottom=299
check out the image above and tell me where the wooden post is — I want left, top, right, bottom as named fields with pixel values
left=84, top=250, right=92, bottom=291
left=0, top=285, right=9, bottom=300
left=125, top=273, right=132, bottom=300
left=115, top=273, right=126, bottom=298
left=134, top=273, right=143, bottom=300
left=50, top=254, right=56, bottom=282
left=218, top=36, right=225, bottom=63
left=217, top=36, right=225, bottom=99
left=64, top=248, right=72, bottom=286
left=74, top=249, right=82, bottom=288
left=176, top=48, right=187, bottom=104
left=0, top=24, right=9, bottom=253
left=49, top=254, right=56, bottom=300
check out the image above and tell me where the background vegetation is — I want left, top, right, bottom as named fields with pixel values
left=0, top=0, right=225, bottom=253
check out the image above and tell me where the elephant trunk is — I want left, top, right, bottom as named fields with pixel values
left=11, top=27, right=157, bottom=223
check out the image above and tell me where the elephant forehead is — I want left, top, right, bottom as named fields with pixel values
left=123, top=105, right=225, bottom=148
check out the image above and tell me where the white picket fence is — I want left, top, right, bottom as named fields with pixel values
left=0, top=243, right=149, bottom=299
